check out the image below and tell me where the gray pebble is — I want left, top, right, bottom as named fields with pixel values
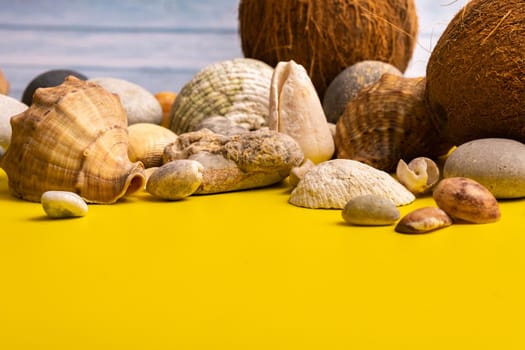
left=342, top=194, right=400, bottom=226
left=443, top=138, right=525, bottom=198
left=89, top=77, right=162, bottom=125
left=41, top=191, right=88, bottom=218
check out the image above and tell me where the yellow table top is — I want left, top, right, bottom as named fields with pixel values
left=1, top=168, right=524, bottom=349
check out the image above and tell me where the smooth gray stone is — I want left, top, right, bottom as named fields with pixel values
left=443, top=138, right=525, bottom=198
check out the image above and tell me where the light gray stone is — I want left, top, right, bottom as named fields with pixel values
left=41, top=191, right=88, bottom=218
left=89, top=77, right=162, bottom=125
left=342, top=194, right=400, bottom=226
left=443, top=138, right=525, bottom=198
left=0, top=95, right=28, bottom=148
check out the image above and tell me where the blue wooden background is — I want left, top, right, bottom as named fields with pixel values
left=0, top=0, right=468, bottom=100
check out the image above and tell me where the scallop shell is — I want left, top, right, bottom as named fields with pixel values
left=127, top=123, right=178, bottom=168
left=335, top=74, right=452, bottom=172
left=167, top=58, right=274, bottom=134
left=289, top=159, right=415, bottom=209
left=269, top=60, right=334, bottom=164
left=0, top=76, right=146, bottom=203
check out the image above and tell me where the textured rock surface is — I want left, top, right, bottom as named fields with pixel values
left=163, top=128, right=304, bottom=194
left=443, top=138, right=525, bottom=198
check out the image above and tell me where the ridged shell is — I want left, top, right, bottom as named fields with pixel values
left=335, top=74, right=452, bottom=172
left=289, top=159, right=415, bottom=209
left=127, top=123, right=178, bottom=168
left=167, top=58, right=274, bottom=134
left=0, top=76, right=146, bottom=203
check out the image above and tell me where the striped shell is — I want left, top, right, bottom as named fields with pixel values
left=335, top=74, right=451, bottom=172
left=289, top=159, right=415, bottom=209
left=167, top=58, right=274, bottom=134
left=0, top=76, right=146, bottom=203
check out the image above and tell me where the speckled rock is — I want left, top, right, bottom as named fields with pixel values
left=323, top=60, right=402, bottom=123
left=342, top=194, right=400, bottom=226
left=443, top=138, right=525, bottom=198
left=41, top=191, right=88, bottom=218
left=89, top=77, right=162, bottom=125
left=0, top=95, right=28, bottom=148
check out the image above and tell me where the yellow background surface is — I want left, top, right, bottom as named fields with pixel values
left=1, top=168, right=524, bottom=349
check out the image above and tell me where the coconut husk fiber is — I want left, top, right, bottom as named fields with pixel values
left=238, top=0, right=418, bottom=99
left=425, top=0, right=525, bottom=145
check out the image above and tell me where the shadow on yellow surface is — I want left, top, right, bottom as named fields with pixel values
left=1, top=169, right=524, bottom=349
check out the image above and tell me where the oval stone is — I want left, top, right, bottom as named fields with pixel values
left=89, top=77, right=162, bottom=125
left=0, top=94, right=28, bottom=148
left=342, top=194, right=400, bottom=226
left=443, top=138, right=525, bottom=198
left=41, top=191, right=88, bottom=218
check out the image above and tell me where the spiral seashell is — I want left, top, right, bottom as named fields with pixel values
left=396, top=157, right=440, bottom=195
left=335, top=74, right=452, bottom=172
left=167, top=58, right=274, bottom=134
left=289, top=159, right=415, bottom=209
left=269, top=60, right=334, bottom=164
left=127, top=123, right=178, bottom=168
left=0, top=76, right=146, bottom=203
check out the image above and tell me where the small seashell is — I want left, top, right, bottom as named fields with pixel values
left=167, top=58, right=274, bottom=134
left=41, top=190, right=88, bottom=218
left=433, top=177, right=501, bottom=224
left=154, top=91, right=177, bottom=128
left=395, top=207, right=452, bottom=234
left=323, top=60, right=402, bottom=124
left=146, top=160, right=204, bottom=200
left=0, top=94, right=28, bottom=149
left=89, top=77, right=163, bottom=125
left=0, top=76, right=146, bottom=203
left=396, top=157, right=440, bottom=195
left=335, top=74, right=452, bottom=172
left=269, top=60, right=335, bottom=163
left=127, top=123, right=178, bottom=168
left=0, top=68, right=10, bottom=95
left=288, top=159, right=316, bottom=188
left=342, top=194, right=400, bottom=226
left=21, top=69, right=88, bottom=105
left=289, top=159, right=415, bottom=209
left=163, top=128, right=304, bottom=194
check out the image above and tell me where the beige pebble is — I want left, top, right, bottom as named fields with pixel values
left=342, top=194, right=400, bottom=226
left=395, top=207, right=452, bottom=234
left=433, top=177, right=501, bottom=224
left=146, top=160, right=203, bottom=200
left=41, top=191, right=88, bottom=218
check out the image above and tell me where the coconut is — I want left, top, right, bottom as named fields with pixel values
left=238, top=0, right=418, bottom=99
left=425, top=0, right=525, bottom=145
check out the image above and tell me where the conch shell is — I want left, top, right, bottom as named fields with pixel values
left=335, top=74, right=452, bottom=172
left=0, top=76, right=146, bottom=203
left=269, top=60, right=334, bottom=164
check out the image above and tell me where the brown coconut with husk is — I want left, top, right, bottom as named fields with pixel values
left=425, top=0, right=525, bottom=146
left=238, top=0, right=418, bottom=99
left=335, top=74, right=452, bottom=172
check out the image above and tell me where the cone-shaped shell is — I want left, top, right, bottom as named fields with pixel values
left=167, top=58, right=274, bottom=135
left=289, top=159, right=415, bottom=209
left=0, top=76, right=146, bottom=203
left=335, top=74, right=451, bottom=172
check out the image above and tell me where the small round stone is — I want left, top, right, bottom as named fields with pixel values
left=0, top=94, right=28, bottom=148
left=41, top=191, right=88, bottom=218
left=146, top=160, right=204, bottom=200
left=443, top=138, right=525, bottom=198
left=342, top=194, right=400, bottom=226
left=89, top=77, right=162, bottom=125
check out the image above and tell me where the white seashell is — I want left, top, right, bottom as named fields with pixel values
left=168, top=58, right=274, bottom=134
left=269, top=60, right=334, bottom=164
left=396, top=157, right=440, bottom=195
left=41, top=190, right=88, bottom=218
left=289, top=159, right=415, bottom=209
